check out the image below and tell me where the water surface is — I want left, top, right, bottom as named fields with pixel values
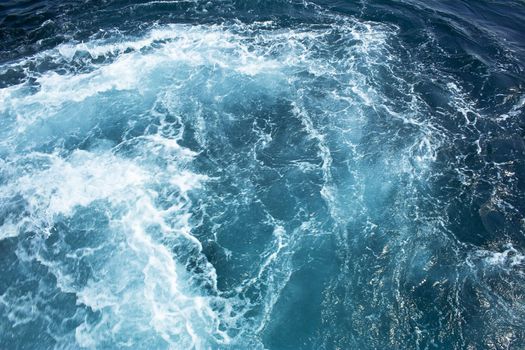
left=1, top=1, right=525, bottom=349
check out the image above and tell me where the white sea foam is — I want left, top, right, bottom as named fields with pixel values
left=0, top=137, right=229, bottom=348
left=0, top=16, right=432, bottom=349
left=468, top=243, right=525, bottom=270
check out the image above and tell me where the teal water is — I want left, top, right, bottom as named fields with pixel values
left=1, top=1, right=525, bottom=349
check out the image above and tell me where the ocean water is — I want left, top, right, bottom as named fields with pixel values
left=1, top=0, right=524, bottom=349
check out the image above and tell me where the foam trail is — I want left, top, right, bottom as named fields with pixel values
left=1, top=2, right=524, bottom=349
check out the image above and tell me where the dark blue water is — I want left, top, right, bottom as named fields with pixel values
left=1, top=1, right=525, bottom=349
